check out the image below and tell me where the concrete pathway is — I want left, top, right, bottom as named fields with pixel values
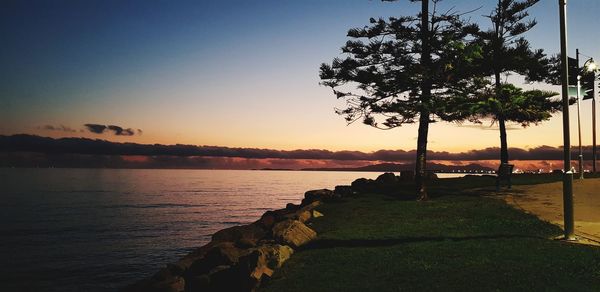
left=502, top=178, right=600, bottom=245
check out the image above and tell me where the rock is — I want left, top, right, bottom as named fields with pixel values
left=153, top=266, right=178, bottom=282
left=312, top=210, right=324, bottom=218
left=211, top=223, right=267, bottom=247
left=280, top=201, right=321, bottom=222
left=173, top=241, right=219, bottom=272
left=272, top=220, right=317, bottom=248
left=123, top=275, right=185, bottom=292
left=187, top=242, right=249, bottom=276
left=334, top=185, right=355, bottom=197
left=399, top=170, right=415, bottom=181
left=296, top=210, right=312, bottom=223
left=151, top=276, right=185, bottom=292
left=186, top=274, right=210, bottom=291
left=200, top=264, right=246, bottom=292
left=375, top=172, right=398, bottom=185
left=237, top=244, right=294, bottom=291
left=186, top=265, right=231, bottom=291
left=257, top=211, right=277, bottom=229
left=374, top=172, right=402, bottom=194
left=302, top=189, right=338, bottom=205
left=285, top=203, right=300, bottom=210
left=299, top=200, right=321, bottom=211
left=257, top=207, right=298, bottom=228
left=263, top=244, right=294, bottom=269
left=350, top=178, right=377, bottom=193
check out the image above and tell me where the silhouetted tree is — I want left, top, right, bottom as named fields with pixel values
left=320, top=0, right=482, bottom=200
left=472, top=0, right=554, bottom=164
left=469, top=84, right=560, bottom=132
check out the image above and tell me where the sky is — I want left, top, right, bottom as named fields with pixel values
left=1, top=0, right=600, bottom=154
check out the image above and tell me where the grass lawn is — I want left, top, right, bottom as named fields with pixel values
left=260, top=175, right=600, bottom=291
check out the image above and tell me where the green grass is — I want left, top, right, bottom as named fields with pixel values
left=260, top=177, right=600, bottom=291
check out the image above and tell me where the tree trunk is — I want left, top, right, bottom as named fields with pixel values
left=415, top=0, right=431, bottom=201
left=495, top=72, right=509, bottom=164
left=493, top=2, right=509, bottom=165
left=415, top=111, right=430, bottom=201
left=498, top=116, right=509, bottom=164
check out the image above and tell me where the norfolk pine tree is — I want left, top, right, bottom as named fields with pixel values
left=320, top=0, right=482, bottom=200
left=472, top=0, right=559, bottom=165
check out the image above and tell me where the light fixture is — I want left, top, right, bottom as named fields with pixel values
left=584, top=58, right=597, bottom=72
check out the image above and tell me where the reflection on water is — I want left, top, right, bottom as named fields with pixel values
left=0, top=168, right=380, bottom=291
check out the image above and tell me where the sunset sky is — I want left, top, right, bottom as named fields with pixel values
left=1, top=0, right=599, bottom=154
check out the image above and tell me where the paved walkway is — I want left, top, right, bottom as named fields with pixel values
left=503, top=178, right=600, bottom=245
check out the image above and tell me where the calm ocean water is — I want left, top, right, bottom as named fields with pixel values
left=0, top=168, right=388, bottom=291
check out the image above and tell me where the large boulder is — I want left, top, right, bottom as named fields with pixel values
left=399, top=170, right=415, bottom=181
left=187, top=242, right=250, bottom=276
left=212, top=223, right=268, bottom=248
left=375, top=172, right=398, bottom=185
left=334, top=185, right=355, bottom=197
left=374, top=172, right=402, bottom=194
left=295, top=210, right=312, bottom=223
left=188, top=244, right=294, bottom=292
left=272, top=220, right=317, bottom=248
left=239, top=244, right=294, bottom=281
left=302, top=189, right=339, bottom=205
left=285, top=203, right=301, bottom=210
left=172, top=241, right=219, bottom=273
left=256, top=207, right=298, bottom=229
left=276, top=201, right=321, bottom=223
left=350, top=178, right=377, bottom=193
left=123, top=273, right=185, bottom=292
left=257, top=212, right=277, bottom=229
left=186, top=265, right=232, bottom=291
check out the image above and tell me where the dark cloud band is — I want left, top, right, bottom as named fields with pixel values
left=0, top=134, right=587, bottom=161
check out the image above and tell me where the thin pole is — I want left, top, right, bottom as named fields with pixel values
left=559, top=0, right=575, bottom=240
left=576, top=49, right=584, bottom=179
left=594, top=97, right=597, bottom=173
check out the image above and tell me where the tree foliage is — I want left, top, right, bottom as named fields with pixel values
left=320, top=0, right=483, bottom=199
left=320, top=10, right=481, bottom=129
left=470, top=0, right=557, bottom=164
left=470, top=84, right=560, bottom=127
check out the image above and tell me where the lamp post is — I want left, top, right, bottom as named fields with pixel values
left=559, top=0, right=575, bottom=240
left=582, top=58, right=598, bottom=173
left=574, top=51, right=597, bottom=178
left=576, top=49, right=583, bottom=179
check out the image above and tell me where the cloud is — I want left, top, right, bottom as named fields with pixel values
left=107, top=125, right=135, bottom=136
left=84, top=124, right=108, bottom=134
left=0, top=134, right=588, bottom=162
left=38, top=125, right=77, bottom=133
left=84, top=124, right=140, bottom=136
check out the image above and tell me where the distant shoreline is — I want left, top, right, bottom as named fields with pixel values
left=1, top=166, right=493, bottom=174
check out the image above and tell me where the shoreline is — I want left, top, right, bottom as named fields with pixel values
left=123, top=172, right=416, bottom=292
left=123, top=173, right=600, bottom=291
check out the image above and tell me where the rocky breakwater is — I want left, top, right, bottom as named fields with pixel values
left=123, top=172, right=425, bottom=292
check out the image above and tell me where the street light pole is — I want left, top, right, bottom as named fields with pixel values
left=594, top=96, right=597, bottom=173
left=576, top=49, right=584, bottom=179
left=559, top=0, right=575, bottom=240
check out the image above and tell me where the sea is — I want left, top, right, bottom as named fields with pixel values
left=0, top=169, right=380, bottom=291
left=0, top=168, right=464, bottom=291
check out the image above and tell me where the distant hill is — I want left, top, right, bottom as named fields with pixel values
left=302, top=162, right=494, bottom=172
